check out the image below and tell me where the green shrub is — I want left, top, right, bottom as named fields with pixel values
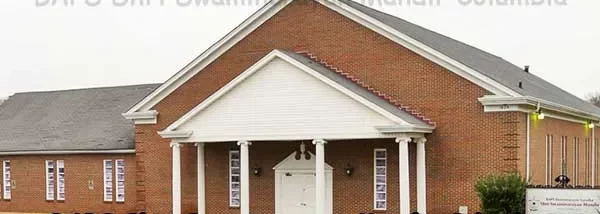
left=475, top=173, right=527, bottom=214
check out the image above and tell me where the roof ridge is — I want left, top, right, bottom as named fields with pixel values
left=12, top=83, right=161, bottom=96
left=295, top=50, right=436, bottom=126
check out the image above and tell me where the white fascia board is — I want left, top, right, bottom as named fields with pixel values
left=125, top=0, right=521, bottom=116
left=375, top=125, right=435, bottom=134
left=124, top=0, right=293, bottom=114
left=0, top=149, right=135, bottom=156
left=157, top=130, right=194, bottom=139
left=479, top=95, right=600, bottom=122
left=175, top=133, right=409, bottom=143
left=160, top=50, right=421, bottom=136
left=122, top=110, right=158, bottom=125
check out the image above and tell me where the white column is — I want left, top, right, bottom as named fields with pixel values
left=416, top=137, right=427, bottom=214
left=238, top=140, right=252, bottom=214
left=195, top=143, right=206, bottom=214
left=396, top=137, right=411, bottom=214
left=313, top=139, right=327, bottom=214
left=170, top=142, right=183, bottom=214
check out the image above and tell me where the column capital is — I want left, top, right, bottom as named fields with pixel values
left=312, top=139, right=327, bottom=145
left=194, top=142, right=205, bottom=147
left=237, top=140, right=252, bottom=146
left=170, top=142, right=183, bottom=148
left=395, top=137, right=412, bottom=144
left=416, top=137, right=427, bottom=144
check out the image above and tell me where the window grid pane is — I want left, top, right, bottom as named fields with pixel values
left=115, top=159, right=125, bottom=202
left=230, top=151, right=241, bottom=207
left=3, top=160, right=10, bottom=200
left=104, top=160, right=114, bottom=202
left=56, top=160, right=65, bottom=201
left=46, top=160, right=55, bottom=200
left=374, top=149, right=387, bottom=210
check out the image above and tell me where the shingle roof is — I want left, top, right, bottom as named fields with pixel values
left=279, top=49, right=435, bottom=128
left=340, top=0, right=600, bottom=116
left=0, top=84, right=160, bottom=152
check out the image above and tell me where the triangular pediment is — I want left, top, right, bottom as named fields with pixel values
left=158, top=50, right=432, bottom=142
left=273, top=150, right=333, bottom=171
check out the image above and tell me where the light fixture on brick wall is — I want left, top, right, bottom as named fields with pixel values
left=253, top=166, right=262, bottom=176
left=537, top=110, right=545, bottom=120
left=588, top=121, right=595, bottom=129
left=344, top=164, right=354, bottom=176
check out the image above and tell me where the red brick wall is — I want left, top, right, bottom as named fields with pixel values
left=0, top=154, right=136, bottom=213
left=529, top=116, right=599, bottom=186
left=133, top=0, right=525, bottom=213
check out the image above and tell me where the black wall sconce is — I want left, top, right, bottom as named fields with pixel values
left=344, top=164, right=354, bottom=176
left=253, top=166, right=262, bottom=176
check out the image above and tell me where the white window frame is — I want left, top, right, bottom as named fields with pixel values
left=103, top=160, right=114, bottom=202
left=586, top=138, right=591, bottom=185
left=373, top=148, right=387, bottom=210
left=229, top=150, right=241, bottom=207
left=56, top=160, right=65, bottom=201
left=2, top=160, right=10, bottom=200
left=115, top=159, right=125, bottom=202
left=545, top=135, right=553, bottom=185
left=573, top=137, right=579, bottom=186
left=45, top=160, right=55, bottom=201
left=561, top=136, right=568, bottom=175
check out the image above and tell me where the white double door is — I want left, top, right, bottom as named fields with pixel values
left=279, top=173, right=317, bottom=214
left=276, top=171, right=333, bottom=214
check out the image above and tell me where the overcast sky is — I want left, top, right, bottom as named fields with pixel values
left=0, top=0, right=598, bottom=99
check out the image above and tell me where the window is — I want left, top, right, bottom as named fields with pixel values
left=57, top=160, right=65, bottom=201
left=45, top=160, right=64, bottom=201
left=45, top=160, right=55, bottom=200
left=575, top=138, right=579, bottom=184
left=115, top=159, right=125, bottom=202
left=374, top=149, right=387, bottom=210
left=561, top=136, right=568, bottom=175
left=104, top=159, right=125, bottom=202
left=103, top=160, right=113, bottom=202
left=229, top=151, right=241, bottom=207
left=545, top=135, right=553, bottom=185
left=586, top=138, right=591, bottom=185
left=2, top=160, right=10, bottom=200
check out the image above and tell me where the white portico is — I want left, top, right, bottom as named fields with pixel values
left=158, top=50, right=435, bottom=214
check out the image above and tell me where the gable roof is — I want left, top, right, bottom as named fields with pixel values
left=159, top=49, right=433, bottom=141
left=281, top=50, right=435, bottom=128
left=0, top=84, right=159, bottom=153
left=340, top=0, right=600, bottom=117
left=124, top=0, right=600, bottom=123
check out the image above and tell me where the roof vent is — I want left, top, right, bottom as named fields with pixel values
left=524, top=65, right=530, bottom=73
left=518, top=81, right=523, bottom=89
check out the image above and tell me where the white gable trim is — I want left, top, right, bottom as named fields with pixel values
left=124, top=0, right=293, bottom=116
left=158, top=50, right=429, bottom=140
left=272, top=151, right=333, bottom=171
left=124, top=0, right=521, bottom=120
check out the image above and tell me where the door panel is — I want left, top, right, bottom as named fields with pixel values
left=280, top=173, right=316, bottom=214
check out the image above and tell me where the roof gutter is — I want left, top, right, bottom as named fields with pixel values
left=478, top=95, right=600, bottom=122
left=0, top=149, right=135, bottom=156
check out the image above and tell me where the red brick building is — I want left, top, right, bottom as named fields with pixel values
left=1, top=0, right=600, bottom=214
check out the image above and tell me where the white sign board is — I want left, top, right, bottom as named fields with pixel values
left=527, top=188, right=600, bottom=214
